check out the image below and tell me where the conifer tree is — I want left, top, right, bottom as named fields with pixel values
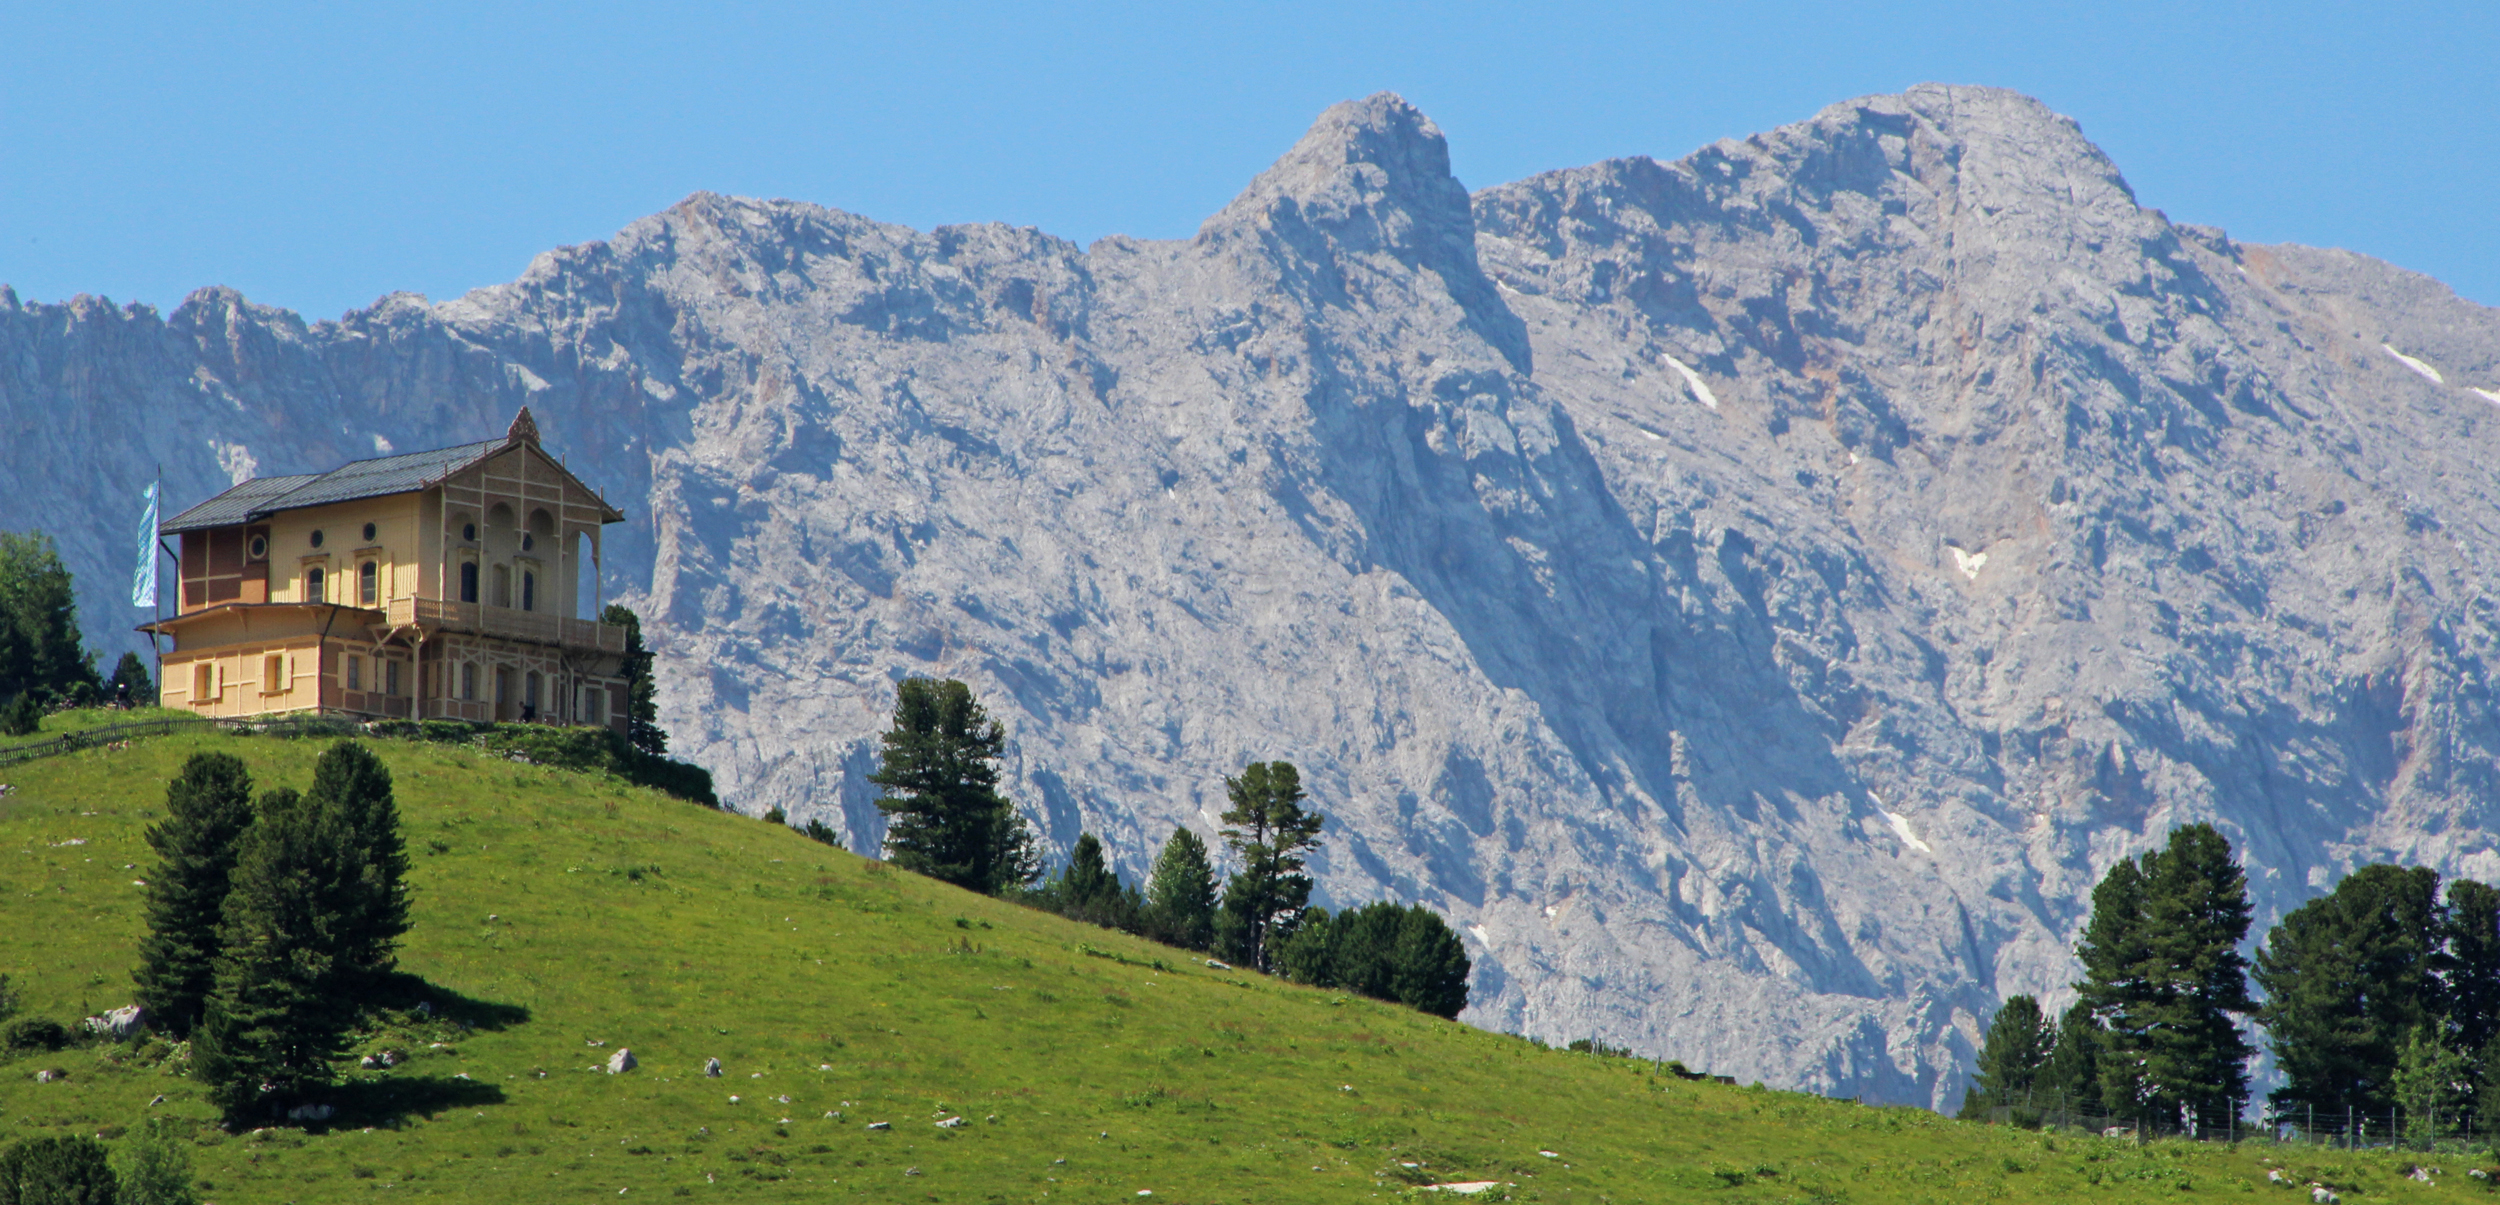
left=2445, top=879, right=2500, bottom=1054
left=305, top=741, right=410, bottom=994
left=2036, top=1001, right=2104, bottom=1121
left=869, top=678, right=1042, bottom=895
left=2077, top=824, right=2255, bottom=1132
left=1215, top=760, right=1324, bottom=972
left=1061, top=833, right=1119, bottom=909
left=107, top=651, right=155, bottom=707
left=132, top=753, right=256, bottom=1036
left=1960, top=995, right=2055, bottom=1120
left=1043, top=832, right=1139, bottom=929
left=600, top=604, right=667, bottom=755
left=1390, top=905, right=1472, bottom=1019
left=191, top=788, right=353, bottom=1116
left=0, top=530, right=98, bottom=702
left=2255, top=863, right=2446, bottom=1117
left=1272, top=907, right=1338, bottom=986
left=1143, top=827, right=1217, bottom=951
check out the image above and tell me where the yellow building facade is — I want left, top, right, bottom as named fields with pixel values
left=148, top=409, right=633, bottom=731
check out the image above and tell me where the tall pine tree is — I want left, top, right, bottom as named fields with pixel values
left=0, top=530, right=98, bottom=702
left=869, top=678, right=1042, bottom=895
left=1960, top=995, right=2055, bottom=1120
left=305, top=741, right=410, bottom=994
left=2445, top=879, right=2500, bottom=1054
left=191, top=788, right=354, bottom=1116
left=2077, top=824, right=2256, bottom=1132
left=2255, top=863, right=2447, bottom=1117
left=1215, top=760, right=1324, bottom=972
left=132, top=753, right=257, bottom=1036
left=1143, top=827, right=1217, bottom=951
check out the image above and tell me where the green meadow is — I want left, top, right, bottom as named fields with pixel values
left=0, top=729, right=2485, bottom=1202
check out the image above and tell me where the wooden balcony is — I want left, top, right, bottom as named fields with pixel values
left=388, top=596, right=628, bottom=655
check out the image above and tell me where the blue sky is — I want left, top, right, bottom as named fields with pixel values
left=4, top=1, right=2493, bottom=320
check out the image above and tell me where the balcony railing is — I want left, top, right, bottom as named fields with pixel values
left=388, top=596, right=628, bottom=654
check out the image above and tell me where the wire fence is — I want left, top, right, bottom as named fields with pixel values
left=0, top=711, right=376, bottom=770
left=0, top=713, right=213, bottom=768
left=1978, top=1092, right=2500, bottom=1151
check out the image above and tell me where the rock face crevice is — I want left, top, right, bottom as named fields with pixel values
left=8, top=84, right=2500, bottom=1108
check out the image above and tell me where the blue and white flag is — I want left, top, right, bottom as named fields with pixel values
left=131, top=481, right=159, bottom=608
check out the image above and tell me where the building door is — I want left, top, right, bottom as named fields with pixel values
left=494, top=667, right=513, bottom=722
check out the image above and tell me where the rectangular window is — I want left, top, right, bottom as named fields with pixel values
left=583, top=685, right=604, bottom=725
left=385, top=660, right=401, bottom=698
left=262, top=653, right=285, bottom=694
left=460, top=662, right=476, bottom=700
left=347, top=656, right=363, bottom=692
left=359, top=561, right=378, bottom=606
left=192, top=662, right=215, bottom=704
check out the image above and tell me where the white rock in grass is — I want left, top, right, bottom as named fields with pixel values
left=81, top=1005, right=144, bottom=1039
left=606, top=1048, right=637, bottom=1074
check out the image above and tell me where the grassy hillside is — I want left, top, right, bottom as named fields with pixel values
left=0, top=731, right=2484, bottom=1202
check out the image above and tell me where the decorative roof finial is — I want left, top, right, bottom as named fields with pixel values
left=507, top=406, right=541, bottom=446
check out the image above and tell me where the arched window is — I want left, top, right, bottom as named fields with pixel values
left=305, top=566, right=325, bottom=602
left=359, top=561, right=378, bottom=606
left=521, top=570, right=537, bottom=613
left=459, top=561, right=478, bottom=604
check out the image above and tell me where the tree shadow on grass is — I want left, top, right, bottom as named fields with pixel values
left=323, top=1074, right=508, bottom=1129
left=368, top=971, right=531, bottom=1031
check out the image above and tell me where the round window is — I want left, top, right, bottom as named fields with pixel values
left=247, top=535, right=267, bottom=560
left=362, top=522, right=378, bottom=542
left=463, top=522, right=477, bottom=542
left=309, top=529, right=325, bottom=549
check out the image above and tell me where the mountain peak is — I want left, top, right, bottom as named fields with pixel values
left=1200, top=92, right=1527, bottom=370
left=1201, top=92, right=1460, bottom=240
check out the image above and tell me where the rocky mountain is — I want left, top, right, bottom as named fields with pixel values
left=8, top=84, right=2500, bottom=1108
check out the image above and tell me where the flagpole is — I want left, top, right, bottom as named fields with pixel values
left=152, top=466, right=162, bottom=704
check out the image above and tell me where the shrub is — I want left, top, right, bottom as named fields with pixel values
left=116, top=1118, right=197, bottom=1205
left=2, top=1017, right=70, bottom=1052
left=0, top=693, right=39, bottom=737
left=0, top=1134, right=118, bottom=1204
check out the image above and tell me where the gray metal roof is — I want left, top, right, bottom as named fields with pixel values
left=264, top=439, right=504, bottom=515
left=160, top=473, right=321, bottom=534
left=162, top=437, right=566, bottom=534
